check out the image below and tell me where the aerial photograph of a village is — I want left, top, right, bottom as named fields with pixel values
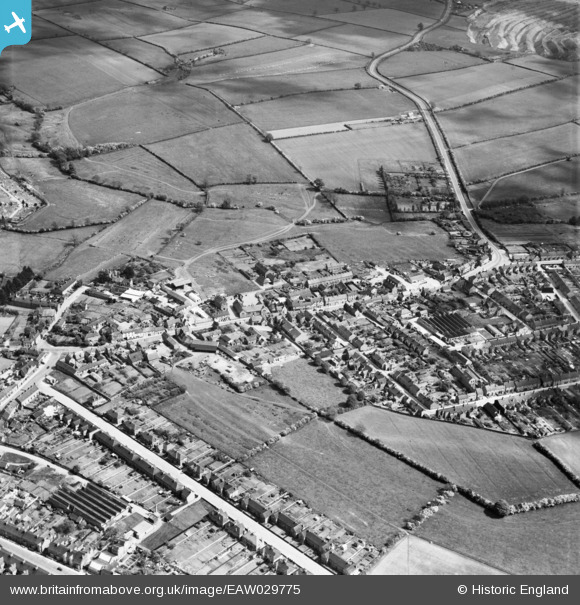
left=0, top=0, right=578, bottom=580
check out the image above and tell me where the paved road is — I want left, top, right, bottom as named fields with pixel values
left=38, top=383, right=333, bottom=575
left=366, top=0, right=508, bottom=278
left=0, top=537, right=83, bottom=575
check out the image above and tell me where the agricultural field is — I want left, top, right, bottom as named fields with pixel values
left=206, top=67, right=378, bottom=105
left=322, top=8, right=435, bottom=34
left=140, top=23, right=262, bottom=56
left=184, top=45, right=365, bottom=85
left=20, top=179, right=143, bottom=230
left=207, top=183, right=312, bottom=222
left=369, top=535, right=506, bottom=575
left=30, top=15, right=72, bottom=40
left=534, top=196, right=580, bottom=223
left=506, top=55, right=579, bottom=77
left=239, top=88, right=413, bottom=132
left=156, top=368, right=308, bottom=459
left=133, top=0, right=245, bottom=22
left=302, top=221, right=458, bottom=267
left=36, top=0, right=191, bottom=40
left=146, top=123, right=304, bottom=186
left=186, top=254, right=256, bottom=298
left=333, top=194, right=391, bottom=224
left=160, top=208, right=290, bottom=261
left=454, top=123, right=580, bottom=185
left=68, top=82, right=241, bottom=146
left=438, top=76, right=579, bottom=147
left=45, top=245, right=131, bottom=282
left=72, top=147, right=202, bottom=203
left=252, top=419, right=441, bottom=546
left=0, top=36, right=160, bottom=108
left=272, top=357, right=348, bottom=411
left=540, top=431, right=580, bottom=477
left=0, top=105, right=37, bottom=157
left=296, top=24, right=410, bottom=57
left=340, top=407, right=577, bottom=503
left=247, top=0, right=355, bottom=15
left=379, top=49, right=486, bottom=78
left=366, top=0, right=450, bottom=19
left=396, top=63, right=554, bottom=111
left=480, top=220, right=580, bottom=248
left=418, top=495, right=580, bottom=575
left=469, top=158, right=580, bottom=206
left=103, top=38, right=177, bottom=71
left=278, top=122, right=438, bottom=191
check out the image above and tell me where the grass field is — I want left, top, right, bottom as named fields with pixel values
left=31, top=15, right=73, bottom=40
left=506, top=55, right=579, bottom=77
left=278, top=122, right=438, bottom=191
left=272, top=358, right=348, bottom=410
left=186, top=254, right=256, bottom=298
left=185, top=45, right=365, bottom=85
left=0, top=36, right=160, bottom=108
left=252, top=419, right=441, bottom=546
left=303, top=221, right=458, bottom=266
left=206, top=67, right=378, bottom=105
left=438, top=76, right=579, bottom=147
left=322, top=7, right=435, bottom=34
left=133, top=0, right=245, bottom=22
left=68, top=82, right=240, bottom=146
left=296, top=24, right=410, bottom=57
left=540, top=431, right=580, bottom=477
left=534, top=196, right=580, bottom=223
left=341, top=407, right=577, bottom=503
left=454, top=123, right=580, bottom=184
left=160, top=208, right=290, bottom=261
left=418, top=495, right=580, bottom=575
left=156, top=368, right=308, bottom=459
left=239, top=88, right=413, bottom=131
left=379, top=49, right=486, bottom=78
left=334, top=194, right=391, bottom=224
left=248, top=0, right=356, bottom=15
left=73, top=147, right=202, bottom=202
left=397, top=63, right=554, bottom=111
left=140, top=23, right=262, bottom=56
left=45, top=245, right=123, bottom=281
left=481, top=220, right=580, bottom=247
left=103, top=38, right=176, bottom=71
left=147, top=123, right=304, bottom=186
left=37, top=0, right=191, bottom=40
left=369, top=535, right=506, bottom=575
left=470, top=158, right=580, bottom=205
left=21, top=179, right=143, bottom=230
left=0, top=105, right=37, bottom=156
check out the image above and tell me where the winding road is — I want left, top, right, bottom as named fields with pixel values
left=366, top=0, right=508, bottom=277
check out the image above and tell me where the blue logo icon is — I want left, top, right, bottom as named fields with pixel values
left=1, top=1, right=31, bottom=56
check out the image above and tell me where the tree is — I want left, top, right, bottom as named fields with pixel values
left=494, top=499, right=511, bottom=517
left=313, top=178, right=325, bottom=191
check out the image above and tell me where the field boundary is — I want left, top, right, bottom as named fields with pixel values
left=533, top=440, right=580, bottom=488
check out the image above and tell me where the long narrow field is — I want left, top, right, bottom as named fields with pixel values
left=340, top=407, right=577, bottom=503
left=68, top=82, right=241, bottom=146
left=540, top=431, right=580, bottom=477
left=506, top=55, right=579, bottom=77
left=0, top=36, right=160, bottom=108
left=320, top=8, right=436, bottom=34
left=146, top=123, right=305, bottom=186
left=438, top=76, right=579, bottom=147
left=417, top=495, right=580, bottom=575
left=156, top=368, right=308, bottom=460
left=454, top=123, right=580, bottom=185
left=103, top=38, right=177, bottom=71
left=480, top=220, right=580, bottom=248
left=379, top=49, right=486, bottom=78
left=239, top=88, right=413, bottom=131
left=396, top=63, right=555, bottom=111
left=252, top=419, right=441, bottom=546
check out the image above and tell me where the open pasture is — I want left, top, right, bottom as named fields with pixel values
left=302, top=221, right=459, bottom=266
left=379, top=49, right=486, bottom=78
left=21, top=179, right=143, bottom=230
left=156, top=368, right=307, bottom=460
left=140, top=23, right=262, bottom=56
left=205, top=67, right=377, bottom=105
left=363, top=0, right=448, bottom=19
left=103, top=38, right=177, bottom=71
left=131, top=0, right=245, bottom=22
left=45, top=245, right=123, bottom=282
left=147, top=123, right=304, bottom=186
left=252, top=419, right=441, bottom=546
left=334, top=194, right=391, bottom=224
left=185, top=45, right=365, bottom=84
left=37, top=0, right=190, bottom=40
left=480, top=220, right=580, bottom=248
left=0, top=36, right=160, bottom=108
left=341, top=407, right=577, bottom=503
left=438, top=76, right=579, bottom=147
left=31, top=16, right=72, bottom=40
left=321, top=8, right=436, bottom=35
left=247, top=0, right=355, bottom=14
left=540, top=431, right=580, bottom=477
left=507, top=55, right=580, bottom=77
left=160, top=208, right=289, bottom=261
left=534, top=196, right=580, bottom=223
left=278, top=122, right=437, bottom=191
left=454, top=123, right=580, bottom=184
left=397, top=63, right=554, bottom=111
left=418, top=495, right=580, bottom=575
left=73, top=147, right=202, bottom=202
left=209, top=8, right=339, bottom=37
left=296, top=24, right=410, bottom=57
left=69, top=82, right=240, bottom=146
left=186, top=254, right=256, bottom=298
left=240, top=88, right=413, bottom=132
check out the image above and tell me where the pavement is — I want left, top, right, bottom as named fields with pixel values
left=38, top=383, right=333, bottom=576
